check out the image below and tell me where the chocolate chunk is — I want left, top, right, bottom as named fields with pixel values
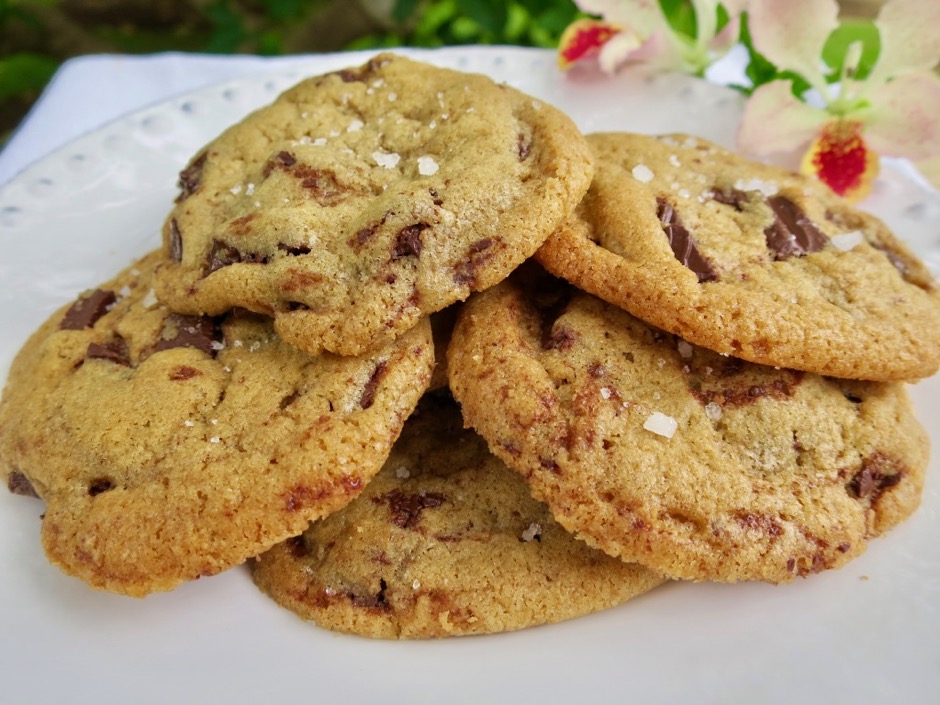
left=393, top=224, right=427, bottom=259
left=88, top=478, right=114, bottom=496
left=169, top=218, right=183, bottom=261
left=204, top=239, right=265, bottom=276
left=285, top=535, right=309, bottom=558
left=453, top=238, right=497, bottom=287
left=711, top=188, right=748, bottom=211
left=7, top=471, right=39, bottom=498
left=384, top=489, right=446, bottom=529
left=86, top=337, right=130, bottom=366
left=151, top=315, right=219, bottom=356
left=169, top=365, right=201, bottom=381
left=847, top=454, right=904, bottom=500
left=60, top=289, right=116, bottom=331
left=657, top=198, right=718, bottom=283
left=359, top=361, right=388, bottom=410
left=278, top=243, right=311, bottom=257
left=176, top=151, right=207, bottom=203
left=764, top=196, right=828, bottom=260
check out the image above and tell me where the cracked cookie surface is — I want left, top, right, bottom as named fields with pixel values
left=448, top=269, right=928, bottom=583
left=251, top=392, right=663, bottom=638
left=0, top=251, right=434, bottom=596
left=535, top=132, right=940, bottom=381
left=154, top=53, right=593, bottom=356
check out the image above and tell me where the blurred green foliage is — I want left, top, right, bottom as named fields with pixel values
left=351, top=0, right=579, bottom=49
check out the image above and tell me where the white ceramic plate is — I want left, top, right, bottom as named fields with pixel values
left=0, top=47, right=938, bottom=704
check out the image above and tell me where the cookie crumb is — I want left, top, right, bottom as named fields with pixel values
left=643, top=411, right=678, bottom=438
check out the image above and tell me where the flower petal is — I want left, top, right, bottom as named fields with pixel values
left=576, top=0, right=664, bottom=36
left=558, top=19, right=622, bottom=69
left=709, top=15, right=742, bottom=56
left=801, top=119, right=879, bottom=203
left=862, top=71, right=940, bottom=161
left=867, top=0, right=940, bottom=85
left=738, top=80, right=829, bottom=157
left=598, top=31, right=646, bottom=73
left=748, top=0, right=839, bottom=90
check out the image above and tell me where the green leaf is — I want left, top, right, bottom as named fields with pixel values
left=457, top=0, right=508, bottom=36
left=821, top=19, right=880, bottom=81
left=392, top=0, right=423, bottom=23
left=203, top=2, right=247, bottom=54
left=260, top=0, right=310, bottom=23
left=0, top=52, right=58, bottom=102
left=660, top=0, right=696, bottom=40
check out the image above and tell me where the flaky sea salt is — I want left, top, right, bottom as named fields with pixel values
left=417, top=156, right=439, bottom=176
left=521, top=522, right=542, bottom=542
left=209, top=436, right=220, bottom=444
left=388, top=92, right=397, bottom=101
left=395, top=466, right=410, bottom=479
left=347, top=119, right=364, bottom=132
left=312, top=137, right=327, bottom=146
left=229, top=184, right=242, bottom=195
left=734, top=177, right=778, bottom=196
left=373, top=150, right=401, bottom=169
left=183, top=420, right=195, bottom=428
left=705, top=402, right=723, bottom=421
left=245, top=182, right=255, bottom=196
left=632, top=164, right=654, bottom=183
left=643, top=411, right=678, bottom=438
left=412, top=579, right=421, bottom=590
left=831, top=230, right=865, bottom=251
left=669, top=154, right=681, bottom=167
left=141, top=288, right=158, bottom=309
left=600, top=387, right=612, bottom=400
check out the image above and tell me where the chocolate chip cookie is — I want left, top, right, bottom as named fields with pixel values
left=448, top=267, right=928, bottom=583
left=535, top=132, right=940, bottom=381
left=0, top=251, right=434, bottom=596
left=251, top=392, right=664, bottom=638
left=154, top=53, right=593, bottom=357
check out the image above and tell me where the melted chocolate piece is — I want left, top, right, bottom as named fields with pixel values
left=86, top=338, right=131, bottom=366
left=384, top=490, right=446, bottom=529
left=88, top=478, right=114, bottom=496
left=7, top=471, right=39, bottom=498
left=60, top=290, right=116, bottom=330
left=764, top=196, right=828, bottom=260
left=656, top=198, right=718, bottom=282
left=711, top=188, right=748, bottom=211
left=151, top=315, right=219, bottom=356
left=176, top=151, right=207, bottom=203
left=847, top=454, right=904, bottom=500
left=393, top=224, right=428, bottom=259
left=169, top=218, right=183, bottom=261
left=453, top=238, right=496, bottom=287
left=204, top=239, right=265, bottom=276
left=359, top=361, right=388, bottom=409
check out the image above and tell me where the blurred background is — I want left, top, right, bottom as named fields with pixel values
left=0, top=0, right=886, bottom=146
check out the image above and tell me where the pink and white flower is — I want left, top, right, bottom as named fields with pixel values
left=738, top=0, right=940, bottom=202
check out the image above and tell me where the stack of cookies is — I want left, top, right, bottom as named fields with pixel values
left=1, top=54, right=938, bottom=639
